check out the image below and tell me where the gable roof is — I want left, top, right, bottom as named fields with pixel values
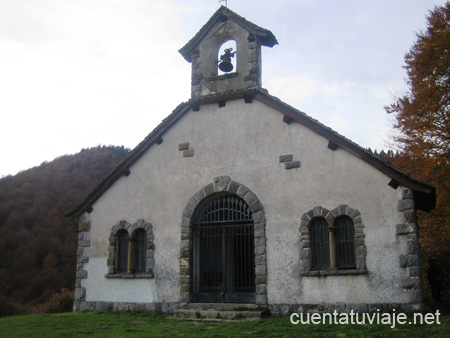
left=66, top=88, right=436, bottom=218
left=179, top=6, right=278, bottom=62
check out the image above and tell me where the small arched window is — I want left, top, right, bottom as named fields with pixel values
left=117, top=230, right=129, bottom=272
left=301, top=206, right=366, bottom=275
left=106, top=220, right=154, bottom=278
left=310, top=218, right=329, bottom=270
left=135, top=229, right=147, bottom=272
left=335, top=216, right=356, bottom=269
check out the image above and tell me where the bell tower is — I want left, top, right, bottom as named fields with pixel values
left=179, top=6, right=278, bottom=100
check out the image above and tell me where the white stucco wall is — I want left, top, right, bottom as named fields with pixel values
left=82, top=97, right=411, bottom=306
left=84, top=258, right=156, bottom=303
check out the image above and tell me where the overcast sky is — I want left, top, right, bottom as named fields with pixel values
left=0, top=0, right=447, bottom=177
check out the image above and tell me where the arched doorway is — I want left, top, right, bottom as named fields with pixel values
left=180, top=176, right=267, bottom=305
left=191, top=194, right=255, bottom=303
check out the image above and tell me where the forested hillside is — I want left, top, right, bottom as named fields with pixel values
left=0, top=146, right=129, bottom=312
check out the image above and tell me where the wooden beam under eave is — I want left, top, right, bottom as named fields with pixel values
left=191, top=103, right=200, bottom=111
left=123, top=168, right=131, bottom=177
left=388, top=179, right=400, bottom=189
left=283, top=115, right=293, bottom=125
left=328, top=141, right=338, bottom=151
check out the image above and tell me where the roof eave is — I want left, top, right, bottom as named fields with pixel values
left=66, top=89, right=436, bottom=219
left=253, top=92, right=436, bottom=211
left=65, top=102, right=192, bottom=219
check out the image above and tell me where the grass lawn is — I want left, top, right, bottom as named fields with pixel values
left=0, top=311, right=449, bottom=337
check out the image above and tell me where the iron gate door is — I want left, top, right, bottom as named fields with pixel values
left=192, top=195, right=255, bottom=303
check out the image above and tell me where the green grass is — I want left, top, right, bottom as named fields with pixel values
left=0, top=311, right=449, bottom=337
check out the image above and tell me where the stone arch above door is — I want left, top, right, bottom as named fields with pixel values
left=180, top=176, right=267, bottom=305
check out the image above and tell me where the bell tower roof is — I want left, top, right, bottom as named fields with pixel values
left=179, top=6, right=278, bottom=62
left=179, top=6, right=278, bottom=100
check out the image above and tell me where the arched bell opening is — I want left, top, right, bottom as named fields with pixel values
left=217, top=40, right=237, bottom=75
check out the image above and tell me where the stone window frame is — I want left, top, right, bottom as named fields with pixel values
left=180, top=176, right=267, bottom=305
left=300, top=205, right=367, bottom=276
left=105, top=219, right=155, bottom=279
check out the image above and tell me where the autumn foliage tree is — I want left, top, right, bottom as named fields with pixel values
left=386, top=1, right=450, bottom=299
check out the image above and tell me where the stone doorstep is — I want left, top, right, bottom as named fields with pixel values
left=174, top=303, right=262, bottom=320
left=173, top=309, right=262, bottom=321
left=181, top=302, right=257, bottom=310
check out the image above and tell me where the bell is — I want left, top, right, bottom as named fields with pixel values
left=218, top=48, right=235, bottom=73
left=219, top=59, right=233, bottom=72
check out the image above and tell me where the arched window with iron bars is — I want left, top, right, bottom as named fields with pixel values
left=117, top=230, right=129, bottom=273
left=310, top=217, right=330, bottom=270
left=335, top=216, right=356, bottom=269
left=134, top=228, right=147, bottom=272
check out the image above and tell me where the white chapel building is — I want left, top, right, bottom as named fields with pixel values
left=68, top=6, right=435, bottom=315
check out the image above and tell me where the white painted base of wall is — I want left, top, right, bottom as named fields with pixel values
left=84, top=257, right=156, bottom=303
